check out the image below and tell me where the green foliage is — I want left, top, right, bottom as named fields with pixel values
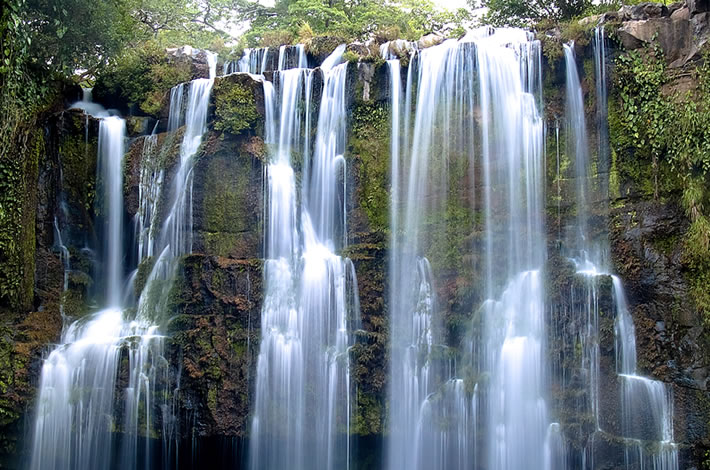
left=94, top=41, right=193, bottom=116
left=244, top=0, right=471, bottom=46
left=343, top=50, right=360, bottom=63
left=479, top=0, right=593, bottom=26
left=0, top=327, right=20, bottom=427
left=350, top=101, right=390, bottom=233
left=0, top=121, right=41, bottom=310
left=213, top=79, right=259, bottom=135
left=612, top=44, right=710, bottom=319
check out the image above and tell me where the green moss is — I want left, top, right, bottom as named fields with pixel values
left=539, top=33, right=563, bottom=71
left=0, top=327, right=20, bottom=427
left=559, top=19, right=594, bottom=48
left=343, top=50, right=360, bottom=63
left=306, top=35, right=347, bottom=59
left=0, top=127, right=42, bottom=310
left=349, top=102, right=390, bottom=233
left=609, top=147, right=620, bottom=199
left=203, top=157, right=249, bottom=233
left=60, top=112, right=99, bottom=218
left=207, top=386, right=218, bottom=413
left=203, top=233, right=240, bottom=257
left=213, top=79, right=259, bottom=136
left=135, top=256, right=156, bottom=296
left=352, top=388, right=382, bottom=435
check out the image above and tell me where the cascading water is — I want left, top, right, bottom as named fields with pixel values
left=385, top=28, right=545, bottom=470
left=225, top=45, right=307, bottom=75
left=29, top=116, right=128, bottom=470
left=564, top=43, right=593, bottom=262
left=614, top=279, right=679, bottom=470
left=594, top=26, right=610, bottom=196
left=563, top=41, right=678, bottom=469
left=476, top=31, right=547, bottom=470
left=249, top=44, right=359, bottom=470
left=28, top=51, right=218, bottom=470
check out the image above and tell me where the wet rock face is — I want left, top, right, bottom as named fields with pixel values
left=168, top=255, right=262, bottom=438
left=609, top=200, right=707, bottom=382
left=689, top=0, right=710, bottom=14
left=191, top=132, right=264, bottom=259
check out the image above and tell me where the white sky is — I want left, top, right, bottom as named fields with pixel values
left=433, top=0, right=471, bottom=10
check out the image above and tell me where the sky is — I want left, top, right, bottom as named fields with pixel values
left=433, top=0, right=471, bottom=10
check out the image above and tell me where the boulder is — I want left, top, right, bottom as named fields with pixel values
left=417, top=33, right=445, bottom=49
left=619, top=2, right=670, bottom=20
left=617, top=18, right=692, bottom=64
left=671, top=5, right=691, bottom=19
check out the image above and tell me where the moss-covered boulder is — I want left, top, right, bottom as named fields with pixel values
left=211, top=73, right=265, bottom=137
left=306, top=35, right=348, bottom=64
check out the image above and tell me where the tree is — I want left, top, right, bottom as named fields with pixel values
left=242, top=0, right=471, bottom=46
left=475, top=0, right=592, bottom=26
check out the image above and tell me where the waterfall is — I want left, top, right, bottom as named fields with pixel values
left=613, top=277, right=678, bottom=470
left=29, top=51, right=218, bottom=470
left=249, top=44, right=359, bottom=470
left=167, top=84, right=185, bottom=132
left=385, top=28, right=544, bottom=470
left=278, top=44, right=308, bottom=71
left=98, top=117, right=125, bottom=306
left=564, top=43, right=592, bottom=261
left=594, top=26, right=610, bottom=194
left=563, top=40, right=678, bottom=470
left=228, top=45, right=306, bottom=75
left=29, top=117, right=129, bottom=470
left=136, top=131, right=162, bottom=264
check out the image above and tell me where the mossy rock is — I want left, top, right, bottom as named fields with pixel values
left=212, top=74, right=264, bottom=136
left=93, top=42, right=194, bottom=117
left=191, top=131, right=264, bottom=259
left=347, top=101, right=390, bottom=235
left=306, top=35, right=348, bottom=64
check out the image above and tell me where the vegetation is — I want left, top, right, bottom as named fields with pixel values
left=479, top=0, right=593, bottom=26
left=612, top=44, right=710, bottom=320
left=478, top=0, right=670, bottom=27
left=213, top=78, right=260, bottom=135
left=93, top=41, right=194, bottom=116
left=243, top=0, right=471, bottom=46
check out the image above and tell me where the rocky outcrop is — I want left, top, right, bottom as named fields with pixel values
left=603, top=0, right=710, bottom=67
left=191, top=133, right=264, bottom=259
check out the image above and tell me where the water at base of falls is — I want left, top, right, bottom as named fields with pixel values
left=29, top=52, right=218, bottom=470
